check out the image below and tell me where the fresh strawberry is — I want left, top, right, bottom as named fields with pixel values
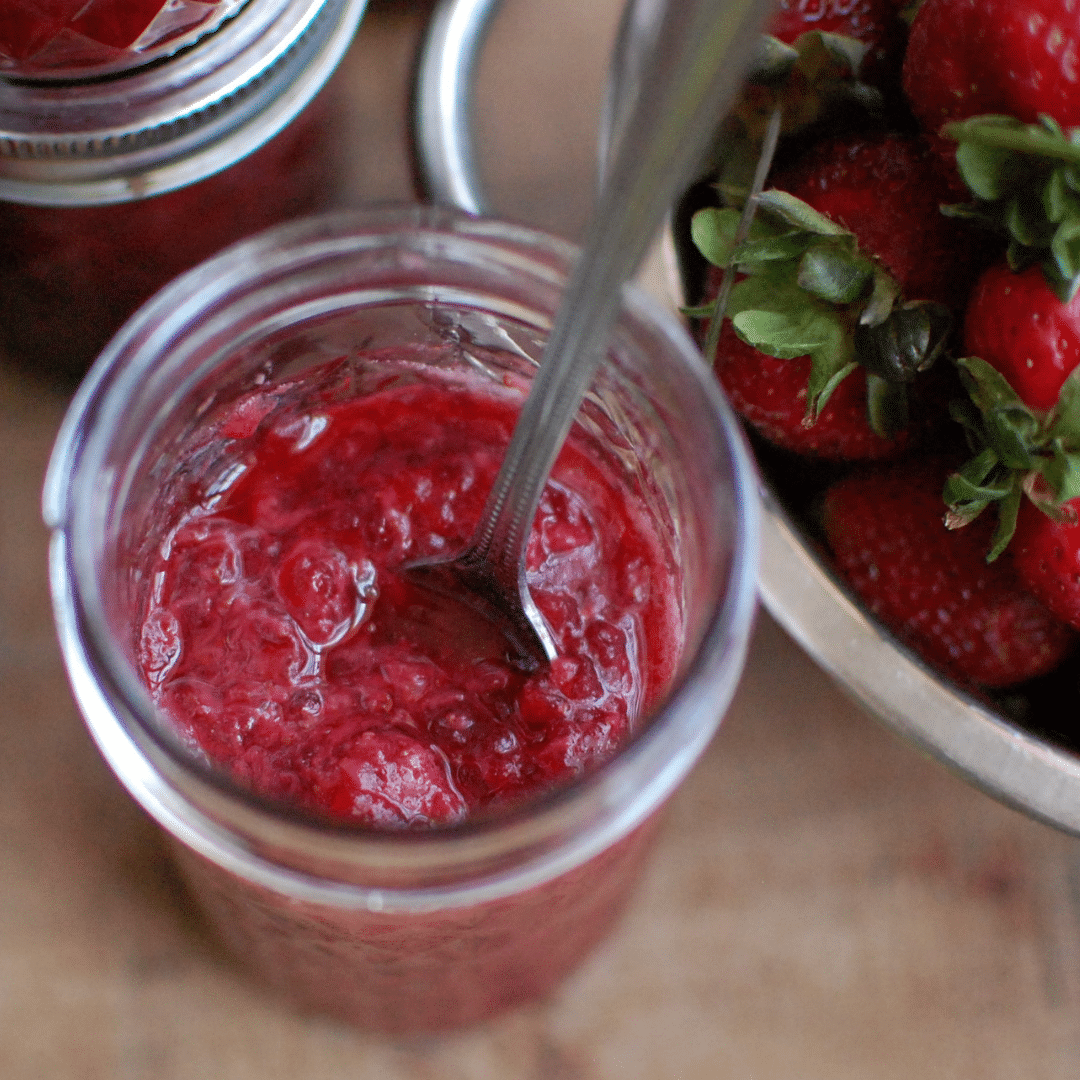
left=824, top=456, right=1077, bottom=688
left=690, top=132, right=979, bottom=459
left=769, top=0, right=906, bottom=88
left=903, top=0, right=1080, bottom=150
left=963, top=260, right=1080, bottom=412
left=1011, top=507, right=1080, bottom=629
left=945, top=259, right=1080, bottom=543
left=710, top=322, right=912, bottom=459
left=942, top=258, right=1080, bottom=625
left=772, top=131, right=977, bottom=311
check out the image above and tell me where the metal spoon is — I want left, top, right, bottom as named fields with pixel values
left=406, top=0, right=777, bottom=668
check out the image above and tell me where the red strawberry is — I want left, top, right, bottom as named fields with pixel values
left=713, top=322, right=906, bottom=459
left=944, top=258, right=1080, bottom=626
left=963, top=261, right=1080, bottom=412
left=693, top=132, right=982, bottom=460
left=1011, top=508, right=1080, bottom=629
left=769, top=0, right=906, bottom=87
left=903, top=0, right=1080, bottom=147
left=824, top=457, right=1077, bottom=688
left=772, top=131, right=976, bottom=312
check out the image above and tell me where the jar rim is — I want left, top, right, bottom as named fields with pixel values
left=0, top=0, right=367, bottom=205
left=45, top=204, right=761, bottom=911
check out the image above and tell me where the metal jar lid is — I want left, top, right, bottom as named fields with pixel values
left=0, top=0, right=368, bottom=206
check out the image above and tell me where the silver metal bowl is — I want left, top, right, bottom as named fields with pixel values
left=410, top=0, right=1080, bottom=835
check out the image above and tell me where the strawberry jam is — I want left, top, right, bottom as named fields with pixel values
left=137, top=361, right=681, bottom=825
left=0, top=0, right=240, bottom=75
left=0, top=94, right=338, bottom=387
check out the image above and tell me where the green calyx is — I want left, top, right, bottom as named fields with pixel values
left=942, top=114, right=1080, bottom=302
left=706, top=31, right=884, bottom=209
left=944, top=356, right=1080, bottom=559
left=688, top=190, right=951, bottom=438
left=731, top=31, right=884, bottom=143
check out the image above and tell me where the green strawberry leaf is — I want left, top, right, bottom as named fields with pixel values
left=738, top=30, right=883, bottom=142
left=732, top=307, right=829, bottom=358
left=946, top=353, right=1080, bottom=558
left=945, top=114, right=1080, bottom=168
left=1006, top=239, right=1041, bottom=275
left=982, top=410, right=1039, bottom=470
left=691, top=204, right=805, bottom=271
left=1051, top=218, right=1080, bottom=285
left=940, top=200, right=1002, bottom=231
left=689, top=180, right=925, bottom=436
left=734, top=229, right=814, bottom=265
left=955, top=357, right=1039, bottom=468
left=728, top=273, right=855, bottom=419
left=1006, top=193, right=1053, bottom=248
left=1047, top=361, right=1080, bottom=430
left=1044, top=167, right=1072, bottom=221
left=956, top=356, right=1029, bottom=415
left=809, top=355, right=857, bottom=418
left=729, top=271, right=841, bottom=358
left=943, top=449, right=1010, bottom=529
left=956, top=139, right=1017, bottom=201
left=948, top=396, right=990, bottom=450
left=690, top=207, right=742, bottom=268
left=1040, top=113, right=1065, bottom=140
left=1041, top=258, right=1080, bottom=303
left=756, top=189, right=848, bottom=235
left=987, top=484, right=1022, bottom=561
left=1040, top=445, right=1080, bottom=503
left=865, top=373, right=909, bottom=439
left=797, top=239, right=873, bottom=303
left=859, top=267, right=902, bottom=328
left=948, top=446, right=1006, bottom=493
left=856, top=301, right=951, bottom=383
left=748, top=34, right=800, bottom=86
left=794, top=29, right=867, bottom=82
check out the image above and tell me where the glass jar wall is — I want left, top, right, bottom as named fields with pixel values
left=0, top=0, right=368, bottom=385
left=44, top=206, right=760, bottom=1032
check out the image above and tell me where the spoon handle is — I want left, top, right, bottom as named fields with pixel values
left=472, top=0, right=778, bottom=586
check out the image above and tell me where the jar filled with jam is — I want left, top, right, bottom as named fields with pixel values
left=0, top=0, right=368, bottom=385
left=44, top=205, right=760, bottom=1032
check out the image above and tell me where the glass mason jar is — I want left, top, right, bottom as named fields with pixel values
left=0, top=0, right=368, bottom=386
left=44, top=205, right=760, bottom=1033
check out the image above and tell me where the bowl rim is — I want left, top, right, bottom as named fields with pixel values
left=410, top=0, right=1080, bottom=837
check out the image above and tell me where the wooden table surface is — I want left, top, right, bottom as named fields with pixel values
left=5, top=2, right=1080, bottom=1076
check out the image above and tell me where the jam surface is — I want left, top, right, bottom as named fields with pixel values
left=0, top=0, right=239, bottom=74
left=137, top=368, right=681, bottom=825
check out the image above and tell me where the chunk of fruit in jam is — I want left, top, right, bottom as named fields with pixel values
left=0, top=0, right=231, bottom=73
left=138, top=373, right=681, bottom=828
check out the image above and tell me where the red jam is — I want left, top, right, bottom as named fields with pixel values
left=0, top=0, right=237, bottom=75
left=137, top=361, right=681, bottom=825
left=0, top=95, right=339, bottom=386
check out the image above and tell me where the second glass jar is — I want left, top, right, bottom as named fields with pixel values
left=0, top=0, right=368, bottom=385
